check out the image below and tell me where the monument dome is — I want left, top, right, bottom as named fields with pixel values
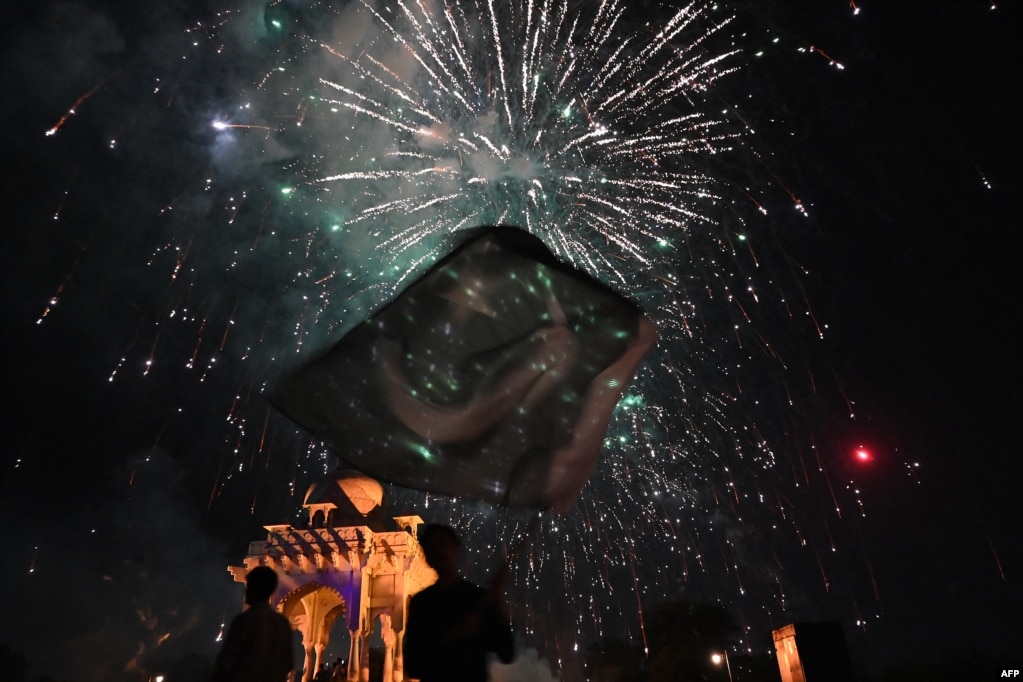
left=302, top=466, right=389, bottom=530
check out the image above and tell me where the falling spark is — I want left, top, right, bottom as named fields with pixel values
left=45, top=73, right=119, bottom=136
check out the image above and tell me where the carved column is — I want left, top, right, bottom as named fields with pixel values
left=302, top=645, right=316, bottom=682
left=379, top=613, right=395, bottom=682
left=359, top=625, right=371, bottom=682
left=392, top=628, right=405, bottom=682
left=347, top=629, right=361, bottom=682
left=314, top=641, right=326, bottom=680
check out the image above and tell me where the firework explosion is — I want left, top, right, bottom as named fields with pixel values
left=15, top=0, right=883, bottom=676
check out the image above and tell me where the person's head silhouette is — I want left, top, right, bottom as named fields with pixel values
left=418, top=523, right=461, bottom=585
left=244, top=565, right=279, bottom=605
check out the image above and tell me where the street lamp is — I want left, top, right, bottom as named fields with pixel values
left=711, top=650, right=733, bottom=682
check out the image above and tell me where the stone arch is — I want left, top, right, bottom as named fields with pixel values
left=228, top=507, right=433, bottom=681
left=278, top=581, right=347, bottom=682
left=323, top=601, right=346, bottom=634
left=277, top=580, right=324, bottom=613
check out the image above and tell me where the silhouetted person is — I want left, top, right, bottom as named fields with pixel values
left=404, top=524, right=515, bottom=682
left=212, top=565, right=295, bottom=682
left=330, top=657, right=346, bottom=681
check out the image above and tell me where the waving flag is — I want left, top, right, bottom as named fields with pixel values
left=272, top=227, right=656, bottom=512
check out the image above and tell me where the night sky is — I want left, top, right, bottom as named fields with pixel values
left=1, top=1, right=1020, bottom=681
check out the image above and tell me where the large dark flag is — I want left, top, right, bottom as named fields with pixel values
left=272, top=227, right=656, bottom=512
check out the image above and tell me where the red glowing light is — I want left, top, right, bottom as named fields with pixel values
left=855, top=447, right=871, bottom=462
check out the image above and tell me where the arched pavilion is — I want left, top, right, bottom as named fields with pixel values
left=227, top=468, right=435, bottom=682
